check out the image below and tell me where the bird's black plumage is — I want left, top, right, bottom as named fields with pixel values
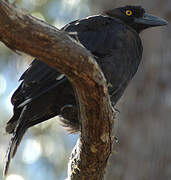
left=4, top=5, right=167, bottom=175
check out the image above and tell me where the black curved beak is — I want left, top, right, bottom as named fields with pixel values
left=135, top=13, right=168, bottom=27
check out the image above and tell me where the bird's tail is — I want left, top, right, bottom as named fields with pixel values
left=3, top=106, right=29, bottom=177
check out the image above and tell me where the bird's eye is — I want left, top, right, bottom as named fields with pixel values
left=125, top=10, right=133, bottom=16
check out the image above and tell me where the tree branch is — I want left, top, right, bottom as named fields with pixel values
left=0, top=1, right=115, bottom=179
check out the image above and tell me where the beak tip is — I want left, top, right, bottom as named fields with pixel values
left=163, top=20, right=168, bottom=26
left=135, top=13, right=168, bottom=27
left=158, top=18, right=168, bottom=26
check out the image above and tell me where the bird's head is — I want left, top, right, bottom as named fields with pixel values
left=105, top=6, right=168, bottom=33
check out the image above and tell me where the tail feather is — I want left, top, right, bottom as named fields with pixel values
left=3, top=106, right=28, bottom=177
left=3, top=129, right=27, bottom=177
left=6, top=108, right=22, bottom=134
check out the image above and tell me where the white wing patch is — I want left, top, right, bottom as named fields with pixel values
left=56, top=74, right=65, bottom=81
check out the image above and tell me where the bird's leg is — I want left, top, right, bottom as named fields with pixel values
left=111, top=102, right=120, bottom=143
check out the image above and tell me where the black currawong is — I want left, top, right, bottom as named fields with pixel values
left=4, top=5, right=167, bottom=176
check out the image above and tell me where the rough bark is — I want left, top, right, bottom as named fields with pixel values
left=0, top=1, right=115, bottom=179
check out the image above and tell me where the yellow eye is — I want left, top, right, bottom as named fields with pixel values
left=125, top=10, right=133, bottom=16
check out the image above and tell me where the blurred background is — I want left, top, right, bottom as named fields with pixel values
left=0, top=0, right=170, bottom=180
